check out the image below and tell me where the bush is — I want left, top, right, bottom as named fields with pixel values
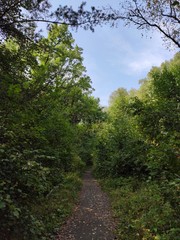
left=101, top=178, right=179, bottom=240
left=0, top=162, right=82, bottom=240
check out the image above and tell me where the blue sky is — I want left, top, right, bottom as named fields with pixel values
left=50, top=0, right=178, bottom=106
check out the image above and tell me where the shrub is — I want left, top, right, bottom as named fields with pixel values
left=102, top=178, right=178, bottom=240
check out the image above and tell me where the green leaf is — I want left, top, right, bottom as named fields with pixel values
left=12, top=208, right=20, bottom=218
left=0, top=201, right=6, bottom=209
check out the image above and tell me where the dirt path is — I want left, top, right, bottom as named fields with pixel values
left=56, top=170, right=117, bottom=240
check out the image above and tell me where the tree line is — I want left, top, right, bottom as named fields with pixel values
left=95, top=53, right=180, bottom=178
left=0, top=1, right=179, bottom=239
left=0, top=24, right=104, bottom=239
left=93, top=53, right=180, bottom=240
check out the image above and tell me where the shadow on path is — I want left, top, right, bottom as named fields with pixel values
left=56, top=170, right=117, bottom=240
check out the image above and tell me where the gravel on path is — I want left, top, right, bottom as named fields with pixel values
left=56, top=170, right=117, bottom=240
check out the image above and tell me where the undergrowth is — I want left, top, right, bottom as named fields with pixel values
left=10, top=172, right=82, bottom=240
left=100, top=177, right=180, bottom=240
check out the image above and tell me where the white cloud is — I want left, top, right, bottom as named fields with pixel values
left=104, top=27, right=177, bottom=76
left=127, top=52, right=164, bottom=73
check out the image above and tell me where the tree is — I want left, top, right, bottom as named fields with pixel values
left=128, top=53, right=180, bottom=176
left=94, top=53, right=180, bottom=178
left=0, top=0, right=50, bottom=41
left=0, top=23, right=104, bottom=239
left=0, top=1, right=98, bottom=42
left=58, top=0, right=180, bottom=48
left=105, top=0, right=180, bottom=48
left=1, top=1, right=179, bottom=48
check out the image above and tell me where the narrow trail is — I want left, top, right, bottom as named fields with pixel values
left=56, top=170, right=117, bottom=240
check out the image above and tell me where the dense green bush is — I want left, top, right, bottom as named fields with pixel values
left=101, top=178, right=179, bottom=240
left=94, top=53, right=180, bottom=179
left=30, top=172, right=83, bottom=240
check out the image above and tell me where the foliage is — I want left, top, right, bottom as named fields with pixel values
left=94, top=53, right=180, bottom=240
left=55, top=0, right=180, bottom=48
left=0, top=1, right=102, bottom=42
left=1, top=1, right=179, bottom=238
left=0, top=24, right=103, bottom=239
left=119, top=0, right=180, bottom=48
left=31, top=172, right=82, bottom=240
left=94, top=88, right=148, bottom=178
left=101, top=177, right=179, bottom=240
left=0, top=0, right=51, bottom=41
left=0, top=1, right=179, bottom=48
left=95, top=53, right=180, bottom=179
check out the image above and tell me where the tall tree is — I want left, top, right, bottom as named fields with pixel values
left=0, top=23, right=103, bottom=239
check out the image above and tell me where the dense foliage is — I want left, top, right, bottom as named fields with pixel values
left=0, top=24, right=103, bottom=239
left=1, top=2, right=179, bottom=239
left=94, top=53, right=180, bottom=239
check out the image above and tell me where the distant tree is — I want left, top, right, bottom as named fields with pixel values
left=128, top=53, right=180, bottom=175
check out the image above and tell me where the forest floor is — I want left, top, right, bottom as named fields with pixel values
left=56, top=170, right=117, bottom=240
